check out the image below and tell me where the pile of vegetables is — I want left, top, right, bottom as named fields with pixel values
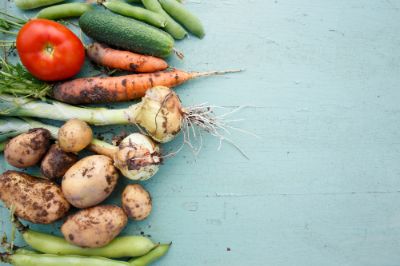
left=0, top=0, right=244, bottom=265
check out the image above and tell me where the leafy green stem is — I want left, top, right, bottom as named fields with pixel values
left=0, top=10, right=27, bottom=24
left=0, top=29, right=17, bottom=35
left=0, top=58, right=52, bottom=99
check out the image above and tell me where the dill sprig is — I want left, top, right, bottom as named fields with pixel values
left=0, top=10, right=26, bottom=35
left=0, top=58, right=51, bottom=100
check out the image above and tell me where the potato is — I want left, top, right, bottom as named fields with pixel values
left=61, top=205, right=127, bottom=248
left=122, top=184, right=152, bottom=221
left=58, top=119, right=93, bottom=153
left=62, top=155, right=119, bottom=208
left=4, top=128, right=51, bottom=168
left=41, top=144, right=79, bottom=180
left=0, top=171, right=70, bottom=224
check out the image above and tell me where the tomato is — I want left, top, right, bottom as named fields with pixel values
left=16, top=19, right=85, bottom=81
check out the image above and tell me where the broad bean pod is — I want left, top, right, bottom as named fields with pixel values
left=1, top=253, right=130, bottom=266
left=36, top=3, right=93, bottom=20
left=142, top=0, right=187, bottom=39
left=13, top=219, right=155, bottom=259
left=129, top=243, right=171, bottom=266
left=103, top=0, right=167, bottom=28
left=159, top=0, right=205, bottom=38
left=15, top=0, right=64, bottom=10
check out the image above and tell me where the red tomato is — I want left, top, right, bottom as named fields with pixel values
left=16, top=19, right=85, bottom=81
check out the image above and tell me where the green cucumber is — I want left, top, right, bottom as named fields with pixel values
left=79, top=10, right=175, bottom=58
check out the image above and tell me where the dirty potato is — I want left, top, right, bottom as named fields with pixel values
left=122, top=184, right=152, bottom=221
left=0, top=171, right=70, bottom=224
left=58, top=119, right=93, bottom=153
left=41, top=144, right=78, bottom=180
left=4, top=128, right=51, bottom=168
left=62, top=155, right=119, bottom=208
left=61, top=205, right=127, bottom=248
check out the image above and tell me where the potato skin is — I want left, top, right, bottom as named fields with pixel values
left=4, top=128, right=51, bottom=168
left=41, top=144, right=78, bottom=180
left=0, top=171, right=70, bottom=224
left=61, top=205, right=127, bottom=248
left=62, top=155, right=119, bottom=208
left=58, top=119, right=93, bottom=153
left=122, top=184, right=152, bottom=221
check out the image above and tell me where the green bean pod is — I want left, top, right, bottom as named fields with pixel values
left=159, top=0, right=204, bottom=38
left=142, top=0, right=187, bottom=39
left=14, top=249, right=39, bottom=255
left=103, top=0, right=167, bottom=28
left=129, top=244, right=171, bottom=266
left=15, top=0, right=65, bottom=10
left=3, top=253, right=130, bottom=266
left=22, top=229, right=156, bottom=258
left=36, top=3, right=93, bottom=20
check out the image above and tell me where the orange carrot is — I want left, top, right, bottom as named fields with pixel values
left=86, top=42, right=168, bottom=73
left=52, top=68, right=240, bottom=104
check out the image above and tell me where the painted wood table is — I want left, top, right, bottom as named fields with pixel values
left=1, top=0, right=400, bottom=265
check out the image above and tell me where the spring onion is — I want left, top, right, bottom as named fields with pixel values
left=0, top=86, right=231, bottom=145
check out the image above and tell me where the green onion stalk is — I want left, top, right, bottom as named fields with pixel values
left=0, top=117, right=161, bottom=181
left=0, top=60, right=233, bottom=148
left=0, top=86, right=231, bottom=148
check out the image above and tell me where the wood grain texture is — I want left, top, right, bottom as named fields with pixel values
left=1, top=0, right=400, bottom=265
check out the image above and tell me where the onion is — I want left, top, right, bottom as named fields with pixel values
left=128, top=86, right=183, bottom=143
left=113, top=133, right=161, bottom=181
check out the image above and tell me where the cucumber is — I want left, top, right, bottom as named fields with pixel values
left=79, top=10, right=174, bottom=58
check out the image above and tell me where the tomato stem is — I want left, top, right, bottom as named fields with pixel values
left=44, top=43, right=54, bottom=56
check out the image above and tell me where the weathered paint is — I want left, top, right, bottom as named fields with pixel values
left=1, top=0, right=400, bottom=265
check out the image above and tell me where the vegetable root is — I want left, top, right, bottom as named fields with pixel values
left=0, top=171, right=70, bottom=224
left=0, top=117, right=161, bottom=180
left=87, top=42, right=168, bottom=73
left=52, top=69, right=241, bottom=104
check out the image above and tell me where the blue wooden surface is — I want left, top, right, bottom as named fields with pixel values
left=1, top=0, right=400, bottom=265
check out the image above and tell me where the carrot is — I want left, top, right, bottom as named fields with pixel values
left=87, top=42, right=168, bottom=73
left=52, top=69, right=241, bottom=104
